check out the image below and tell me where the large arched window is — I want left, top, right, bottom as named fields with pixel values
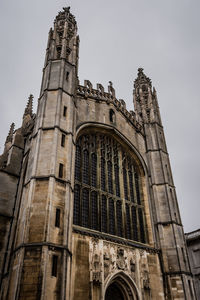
left=73, top=132, right=147, bottom=243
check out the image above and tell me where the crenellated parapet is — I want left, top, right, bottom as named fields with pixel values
left=77, top=82, right=144, bottom=134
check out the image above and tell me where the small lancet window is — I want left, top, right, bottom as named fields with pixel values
left=52, top=255, right=58, bottom=277
left=63, top=106, right=67, bottom=117
left=109, top=109, right=115, bottom=123
left=61, top=134, right=65, bottom=147
left=55, top=208, right=61, bottom=228
left=59, top=163, right=64, bottom=178
left=66, top=71, right=69, bottom=81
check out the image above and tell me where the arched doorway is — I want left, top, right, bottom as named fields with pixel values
left=104, top=272, right=140, bottom=300
left=105, top=282, right=125, bottom=300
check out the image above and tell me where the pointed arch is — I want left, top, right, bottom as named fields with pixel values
left=104, top=271, right=141, bottom=300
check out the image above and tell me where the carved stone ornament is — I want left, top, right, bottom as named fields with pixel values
left=116, top=248, right=127, bottom=270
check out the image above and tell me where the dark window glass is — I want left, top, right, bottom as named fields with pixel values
left=126, top=204, right=131, bottom=239
left=138, top=208, right=145, bottom=243
left=109, top=109, right=115, bottom=123
left=135, top=172, right=141, bottom=204
left=63, top=106, right=67, bottom=117
left=129, top=171, right=135, bottom=202
left=52, top=255, right=58, bottom=277
left=55, top=208, right=60, bottom=228
left=109, top=198, right=115, bottom=235
left=73, top=133, right=146, bottom=244
left=75, top=146, right=81, bottom=181
left=131, top=206, right=138, bottom=241
left=91, top=153, right=97, bottom=187
left=114, top=164, right=120, bottom=197
left=82, top=188, right=89, bottom=227
left=91, top=191, right=98, bottom=230
left=101, top=157, right=106, bottom=191
left=73, top=185, right=80, bottom=225
left=107, top=161, right=113, bottom=194
left=101, top=195, right=107, bottom=233
left=123, top=168, right=128, bottom=200
left=59, top=163, right=64, bottom=178
left=116, top=201, right=123, bottom=237
left=83, top=150, right=89, bottom=184
left=66, top=71, right=69, bottom=81
left=61, top=134, right=65, bottom=147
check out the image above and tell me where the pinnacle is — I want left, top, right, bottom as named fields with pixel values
left=5, top=123, right=15, bottom=144
left=23, top=94, right=33, bottom=118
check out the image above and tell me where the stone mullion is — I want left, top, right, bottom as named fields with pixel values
left=96, top=135, right=101, bottom=232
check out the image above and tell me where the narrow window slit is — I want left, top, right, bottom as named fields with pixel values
left=55, top=208, right=61, bottom=227
left=61, top=134, right=65, bottom=147
left=52, top=255, right=58, bottom=277
left=63, top=106, right=67, bottom=117
left=59, top=163, right=64, bottom=178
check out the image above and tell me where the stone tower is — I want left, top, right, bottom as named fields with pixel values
left=0, top=7, right=196, bottom=300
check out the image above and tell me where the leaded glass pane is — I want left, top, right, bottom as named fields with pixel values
left=131, top=206, right=138, bottom=241
left=101, top=157, right=106, bottom=191
left=82, top=188, right=89, bottom=227
left=83, top=150, right=89, bottom=184
left=109, top=198, right=115, bottom=235
left=135, top=172, right=141, bottom=204
left=126, top=204, right=131, bottom=239
left=73, top=184, right=80, bottom=225
left=75, top=146, right=81, bottom=181
left=107, top=161, right=113, bottom=194
left=101, top=195, right=107, bottom=232
left=114, top=164, right=120, bottom=197
left=73, top=133, right=146, bottom=244
left=123, top=168, right=128, bottom=200
left=91, top=191, right=98, bottom=230
left=91, top=153, right=97, bottom=187
left=129, top=170, right=135, bottom=202
left=116, top=200, right=123, bottom=237
left=138, top=208, right=145, bottom=243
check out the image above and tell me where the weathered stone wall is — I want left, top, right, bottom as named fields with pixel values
left=72, top=232, right=165, bottom=299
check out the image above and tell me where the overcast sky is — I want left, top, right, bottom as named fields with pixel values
left=0, top=0, right=199, bottom=233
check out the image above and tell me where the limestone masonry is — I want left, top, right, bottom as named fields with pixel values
left=0, top=7, right=197, bottom=300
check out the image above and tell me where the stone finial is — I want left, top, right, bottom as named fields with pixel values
left=134, top=67, right=152, bottom=89
left=5, top=123, right=15, bottom=144
left=97, top=83, right=105, bottom=94
left=23, top=94, right=33, bottom=118
left=108, top=81, right=115, bottom=98
left=84, top=80, right=93, bottom=90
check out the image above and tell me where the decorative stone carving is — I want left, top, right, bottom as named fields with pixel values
left=97, top=83, right=104, bottom=94
left=89, top=239, right=103, bottom=285
left=116, top=248, right=127, bottom=270
left=108, top=81, right=115, bottom=98
left=84, top=80, right=93, bottom=91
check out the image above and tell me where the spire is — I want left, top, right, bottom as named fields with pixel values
left=44, top=7, right=78, bottom=65
left=5, top=123, right=15, bottom=144
left=134, top=68, right=152, bottom=89
left=23, top=94, right=33, bottom=118
left=133, top=68, right=162, bottom=125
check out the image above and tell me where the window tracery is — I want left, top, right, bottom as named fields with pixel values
left=73, top=132, right=147, bottom=243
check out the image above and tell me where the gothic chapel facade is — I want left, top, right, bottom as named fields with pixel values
left=0, top=7, right=196, bottom=300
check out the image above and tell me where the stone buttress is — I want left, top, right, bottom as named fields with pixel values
left=133, top=68, right=195, bottom=299
left=0, top=7, right=79, bottom=300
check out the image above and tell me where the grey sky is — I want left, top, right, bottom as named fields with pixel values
left=0, top=0, right=199, bottom=232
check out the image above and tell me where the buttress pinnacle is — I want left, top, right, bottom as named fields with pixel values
left=5, top=123, right=15, bottom=144
left=23, top=94, right=33, bottom=118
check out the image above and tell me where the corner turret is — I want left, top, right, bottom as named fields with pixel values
left=133, top=68, right=162, bottom=125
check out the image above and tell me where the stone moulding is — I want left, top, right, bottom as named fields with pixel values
left=73, top=226, right=160, bottom=254
left=77, top=84, right=144, bottom=135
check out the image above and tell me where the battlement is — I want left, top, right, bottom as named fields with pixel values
left=77, top=81, right=144, bottom=134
